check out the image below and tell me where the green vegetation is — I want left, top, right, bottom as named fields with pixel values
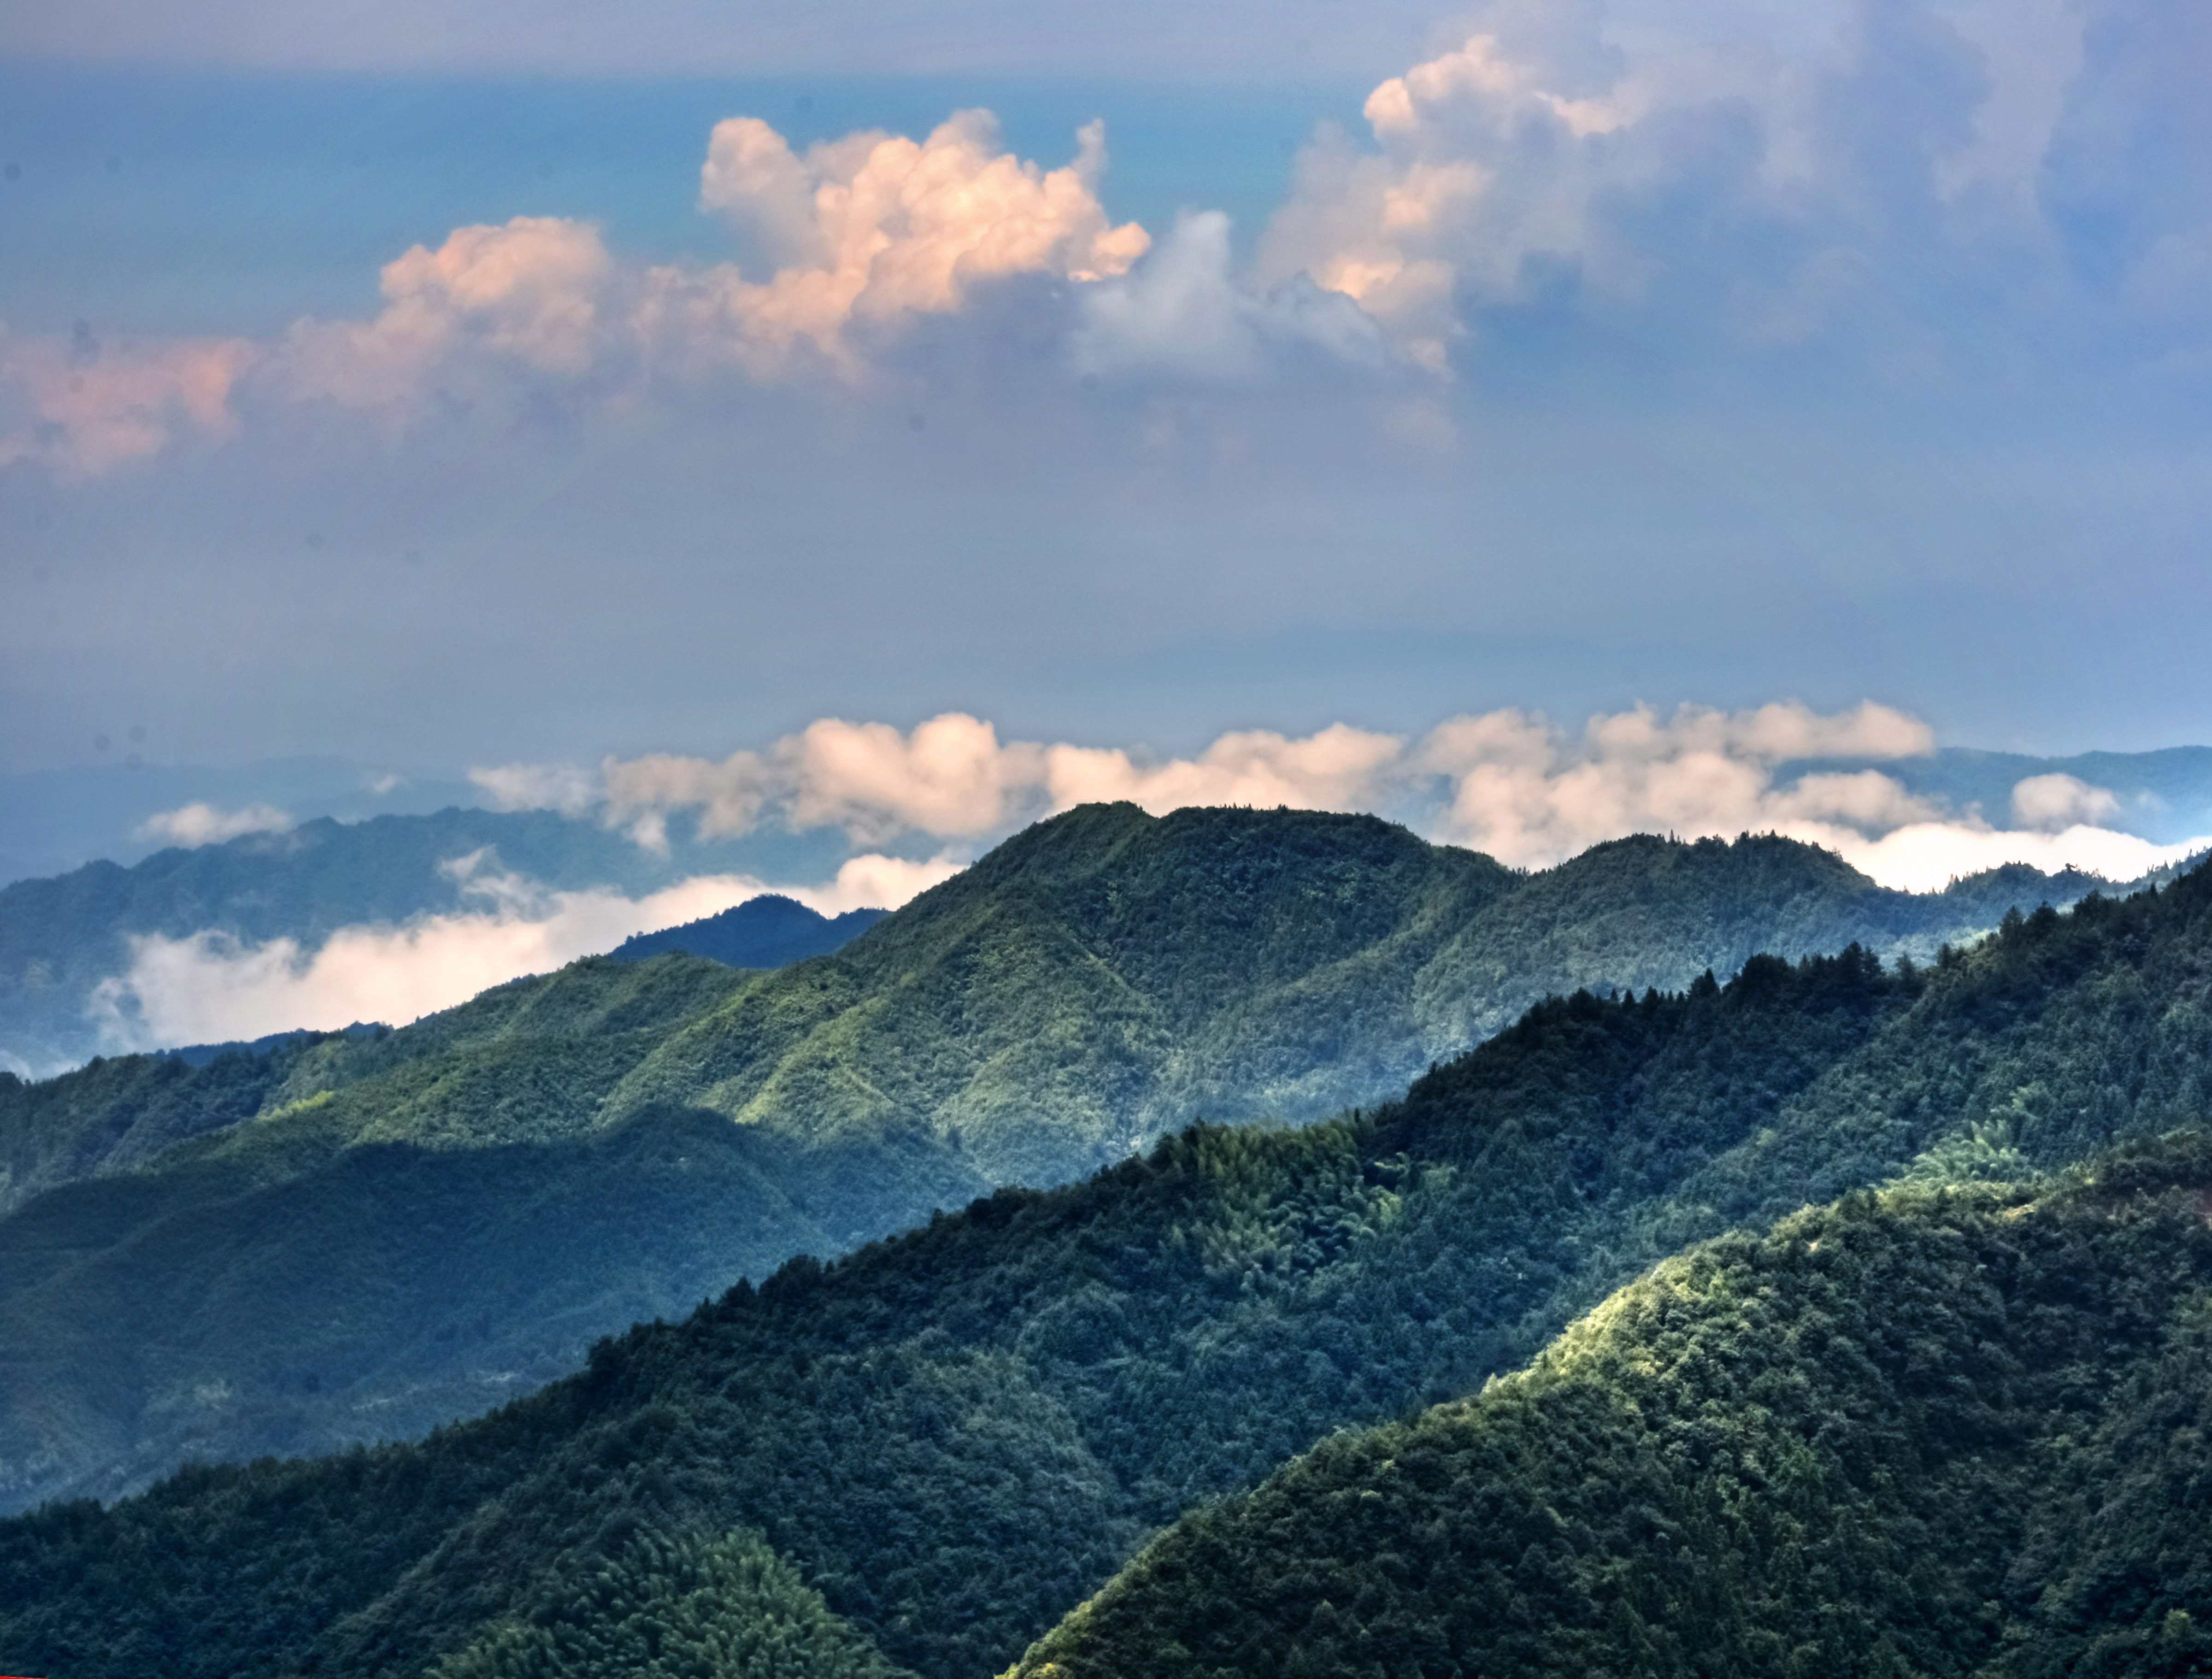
left=1006, top=1137, right=2212, bottom=1679
left=0, top=808, right=2111, bottom=1512
left=433, top=1527, right=907, bottom=1679
left=3, top=856, right=2209, bottom=1678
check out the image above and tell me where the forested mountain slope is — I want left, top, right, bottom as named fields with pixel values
left=4, top=859, right=2209, bottom=1676
left=0, top=808, right=2133, bottom=1513
left=1009, top=1137, right=2212, bottom=1679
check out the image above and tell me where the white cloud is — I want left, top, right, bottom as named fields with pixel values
left=1836, top=822, right=2200, bottom=895
left=798, top=851, right=965, bottom=915
left=0, top=326, right=257, bottom=477
left=14, top=110, right=1161, bottom=476
left=568, top=714, right=1405, bottom=846
left=2012, top=772, right=2122, bottom=832
left=484, top=700, right=2212, bottom=894
left=640, top=111, right=1149, bottom=379
left=90, top=853, right=947, bottom=1050
left=1253, top=0, right=2198, bottom=372
left=1044, top=722, right=1406, bottom=813
left=595, top=713, right=1046, bottom=846
left=1414, top=701, right=2207, bottom=890
left=88, top=700, right=2212, bottom=1052
left=136, top=802, right=295, bottom=848
left=1414, top=701, right=1936, bottom=866
left=277, top=216, right=614, bottom=409
left=470, top=760, right=602, bottom=818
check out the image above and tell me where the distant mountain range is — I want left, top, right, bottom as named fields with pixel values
left=6, top=743, right=2209, bottom=1079
left=4, top=839, right=2208, bottom=1679
left=0, top=806, right=850, bottom=1077
left=0, top=803, right=2150, bottom=1513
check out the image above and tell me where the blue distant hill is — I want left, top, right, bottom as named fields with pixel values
left=608, top=894, right=889, bottom=968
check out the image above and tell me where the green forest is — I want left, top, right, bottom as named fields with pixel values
left=3, top=845, right=2210, bottom=1678
left=0, top=807, right=2118, bottom=1514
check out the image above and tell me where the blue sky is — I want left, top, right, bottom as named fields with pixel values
left=2, top=0, right=2209, bottom=788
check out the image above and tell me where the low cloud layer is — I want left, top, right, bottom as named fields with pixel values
left=92, top=848, right=959, bottom=1051
left=477, top=700, right=2212, bottom=895
left=136, top=802, right=294, bottom=848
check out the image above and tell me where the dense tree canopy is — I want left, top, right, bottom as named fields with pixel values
left=3, top=858, right=2209, bottom=1679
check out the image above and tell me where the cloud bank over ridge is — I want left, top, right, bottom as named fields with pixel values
left=91, top=847, right=960, bottom=1051
left=93, top=698, right=2209, bottom=1056
left=480, top=700, right=2212, bottom=891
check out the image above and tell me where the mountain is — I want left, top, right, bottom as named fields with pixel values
left=3, top=854, right=2208, bottom=1676
left=608, top=895, right=889, bottom=968
left=0, top=757, right=484, bottom=886
left=0, top=804, right=849, bottom=1078
left=1007, top=1137, right=2212, bottom=1679
left=0, top=808, right=2130, bottom=1514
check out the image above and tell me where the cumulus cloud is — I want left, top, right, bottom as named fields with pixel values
left=1415, top=702, right=1938, bottom=866
left=2012, top=772, right=2122, bottom=832
left=0, top=325, right=257, bottom=477
left=277, top=216, right=614, bottom=409
left=1044, top=722, right=1406, bottom=813
left=600, top=714, right=1047, bottom=848
left=1416, top=703, right=2206, bottom=890
left=642, top=110, right=1150, bottom=379
left=1258, top=0, right=2212, bottom=373
left=136, top=802, right=295, bottom=848
left=5, top=99, right=1452, bottom=479
left=555, top=714, right=1410, bottom=848
left=478, top=699, right=2211, bottom=896
left=91, top=850, right=952, bottom=1051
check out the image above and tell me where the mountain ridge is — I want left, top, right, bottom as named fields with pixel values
left=3, top=854, right=2209, bottom=1674
left=0, top=806, right=2160, bottom=1515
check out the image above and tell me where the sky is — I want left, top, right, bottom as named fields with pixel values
left=4, top=0, right=2212, bottom=857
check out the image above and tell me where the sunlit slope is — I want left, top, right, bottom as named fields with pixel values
left=1006, top=1141, right=2212, bottom=1679
left=6, top=863, right=2211, bottom=1677
left=0, top=807, right=2140, bottom=1514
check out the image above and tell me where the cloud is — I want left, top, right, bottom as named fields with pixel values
left=599, top=714, right=1046, bottom=847
left=642, top=110, right=1149, bottom=380
left=1414, top=701, right=1938, bottom=866
left=0, top=326, right=257, bottom=477
left=276, top=216, right=614, bottom=409
left=87, top=699, right=2212, bottom=1053
left=1072, top=211, right=1390, bottom=383
left=568, top=715, right=1407, bottom=847
left=4, top=110, right=1171, bottom=476
left=1044, top=722, right=1406, bottom=813
left=1416, top=702, right=2206, bottom=890
left=1257, top=0, right=2212, bottom=375
left=90, top=851, right=949, bottom=1050
left=481, top=699, right=2210, bottom=897
left=2012, top=772, right=2122, bottom=832
left=136, top=802, right=295, bottom=848
left=471, top=760, right=603, bottom=818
